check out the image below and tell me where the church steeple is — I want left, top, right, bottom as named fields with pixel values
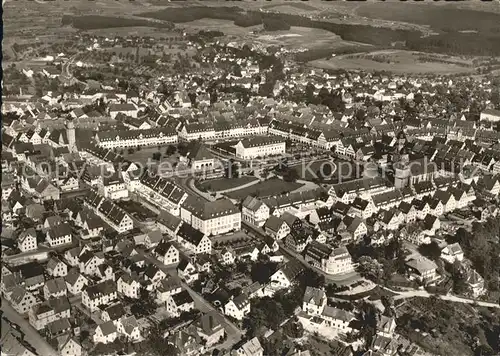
left=66, top=119, right=76, bottom=153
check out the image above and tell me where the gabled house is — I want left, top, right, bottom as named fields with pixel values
left=242, top=196, right=270, bottom=227
left=166, top=289, right=195, bottom=317
left=117, top=273, right=141, bottom=299
left=285, top=230, right=312, bottom=253
left=154, top=240, right=180, bottom=266
left=117, top=316, right=141, bottom=342
left=16, top=228, right=38, bottom=252
left=93, top=321, right=118, bottom=345
left=191, top=312, right=225, bottom=347
left=302, top=286, right=327, bottom=316
left=177, top=258, right=199, bottom=284
left=263, top=216, right=290, bottom=240
left=8, top=286, right=37, bottom=314
left=440, top=243, right=464, bottom=264
left=82, top=280, right=118, bottom=312
left=270, top=261, right=304, bottom=290
left=156, top=275, right=182, bottom=305
left=65, top=268, right=88, bottom=295
left=43, top=277, right=67, bottom=299
left=46, top=257, right=68, bottom=277
left=224, top=293, right=250, bottom=321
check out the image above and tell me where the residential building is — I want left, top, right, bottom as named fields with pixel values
left=233, top=337, right=264, bottom=356
left=405, top=257, right=439, bottom=285
left=176, top=223, right=212, bottom=255
left=82, top=280, right=118, bottom=312
left=8, top=286, right=37, bottom=314
left=166, top=290, right=195, bottom=317
left=242, top=196, right=270, bottom=227
left=154, top=240, right=180, bottom=265
left=224, top=294, right=250, bottom=321
left=29, top=296, right=71, bottom=331
left=263, top=216, right=290, bottom=240
left=46, top=223, right=72, bottom=247
left=117, top=273, right=141, bottom=299
left=191, top=312, right=225, bottom=347
left=93, top=321, right=118, bottom=344
left=302, top=286, right=327, bottom=316
left=440, top=243, right=464, bottom=264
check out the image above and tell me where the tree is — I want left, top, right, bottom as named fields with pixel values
left=251, top=261, right=278, bottom=284
left=358, top=302, right=378, bottom=348
left=358, top=256, right=383, bottom=282
left=414, top=92, right=424, bottom=105
left=418, top=241, right=442, bottom=261
left=152, top=152, right=162, bottom=161
left=491, top=91, right=500, bottom=108
left=450, top=260, right=468, bottom=295
left=282, top=168, right=299, bottom=182
left=305, top=83, right=316, bottom=104
left=166, top=145, right=177, bottom=156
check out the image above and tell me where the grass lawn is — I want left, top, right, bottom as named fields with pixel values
left=225, top=178, right=303, bottom=200
left=289, top=159, right=361, bottom=183
left=197, top=176, right=258, bottom=192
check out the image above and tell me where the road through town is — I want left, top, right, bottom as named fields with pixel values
left=1, top=298, right=58, bottom=356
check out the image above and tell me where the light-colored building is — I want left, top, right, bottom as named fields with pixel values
left=405, top=257, right=439, bottom=285
left=166, top=290, right=195, bottom=317
left=242, top=196, right=270, bottom=227
left=95, top=127, right=178, bottom=149
left=154, top=240, right=180, bottom=265
left=233, top=337, right=264, bottom=356
left=176, top=223, right=212, bottom=255
left=234, top=137, right=286, bottom=160
left=302, top=286, right=327, bottom=316
left=117, top=273, right=141, bottom=299
left=440, top=243, right=464, bottom=264
left=29, top=296, right=71, bottom=331
left=304, top=242, right=355, bottom=276
left=93, top=321, right=118, bottom=344
left=82, top=280, right=118, bottom=312
left=180, top=196, right=241, bottom=236
left=224, top=294, right=250, bottom=321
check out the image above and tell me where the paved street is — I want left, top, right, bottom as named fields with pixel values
left=1, top=298, right=58, bottom=356
left=384, top=287, right=500, bottom=308
left=137, top=250, right=243, bottom=350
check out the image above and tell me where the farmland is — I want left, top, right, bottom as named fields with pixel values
left=62, top=15, right=173, bottom=30
left=261, top=2, right=320, bottom=15
left=355, top=3, right=500, bottom=36
left=311, top=50, right=475, bottom=75
left=225, top=178, right=303, bottom=200
left=180, top=19, right=261, bottom=37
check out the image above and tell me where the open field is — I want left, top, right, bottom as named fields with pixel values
left=180, top=19, right=261, bottom=37
left=83, top=27, right=180, bottom=38
left=261, top=2, right=320, bottom=14
left=254, top=27, right=348, bottom=51
left=311, top=50, right=475, bottom=75
left=225, top=178, right=303, bottom=200
left=181, top=21, right=361, bottom=52
left=355, top=2, right=500, bottom=35
left=197, top=176, right=258, bottom=193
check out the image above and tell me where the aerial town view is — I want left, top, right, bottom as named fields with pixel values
left=2, top=0, right=500, bottom=355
